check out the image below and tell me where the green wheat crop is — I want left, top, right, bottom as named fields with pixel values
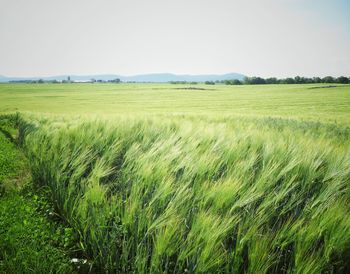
left=15, top=112, right=350, bottom=273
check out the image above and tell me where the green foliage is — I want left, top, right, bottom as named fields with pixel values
left=243, top=76, right=350, bottom=85
left=0, top=192, right=75, bottom=273
left=0, top=122, right=80, bottom=273
left=223, top=79, right=242, bottom=85
left=0, top=122, right=25, bottom=193
left=18, top=113, right=350, bottom=273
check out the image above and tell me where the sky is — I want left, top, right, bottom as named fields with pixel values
left=0, top=0, right=349, bottom=78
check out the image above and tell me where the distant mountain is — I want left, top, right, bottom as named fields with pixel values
left=0, top=75, right=8, bottom=82
left=0, top=73, right=245, bottom=83
left=119, top=73, right=246, bottom=82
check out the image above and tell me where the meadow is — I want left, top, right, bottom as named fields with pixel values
left=1, top=83, right=350, bottom=273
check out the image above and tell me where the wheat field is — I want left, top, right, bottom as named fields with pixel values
left=1, top=83, right=350, bottom=273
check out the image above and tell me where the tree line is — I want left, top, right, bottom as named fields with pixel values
left=170, top=76, right=349, bottom=85
left=221, top=76, right=350, bottom=85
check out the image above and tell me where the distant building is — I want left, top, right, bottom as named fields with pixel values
left=73, top=80, right=94, bottom=83
left=68, top=76, right=71, bottom=82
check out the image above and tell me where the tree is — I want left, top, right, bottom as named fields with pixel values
left=336, top=76, right=349, bottom=84
left=280, top=78, right=295, bottom=84
left=244, top=77, right=266, bottom=85
left=294, top=76, right=309, bottom=84
left=322, top=76, right=335, bottom=83
left=232, top=79, right=242, bottom=85
left=111, top=78, right=121, bottom=83
left=266, top=77, right=278, bottom=84
left=224, top=79, right=242, bottom=85
left=313, top=77, right=321, bottom=83
left=294, top=76, right=302, bottom=84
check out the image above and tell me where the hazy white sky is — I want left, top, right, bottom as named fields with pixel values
left=0, top=0, right=349, bottom=77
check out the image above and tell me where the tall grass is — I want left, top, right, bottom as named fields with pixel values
left=18, top=113, right=350, bottom=273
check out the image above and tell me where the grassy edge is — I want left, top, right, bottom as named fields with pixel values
left=0, top=114, right=88, bottom=273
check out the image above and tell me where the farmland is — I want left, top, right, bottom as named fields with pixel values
left=1, top=83, right=350, bottom=273
left=1, top=83, right=350, bottom=123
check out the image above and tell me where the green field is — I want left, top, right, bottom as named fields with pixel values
left=1, top=83, right=350, bottom=123
left=1, top=83, right=350, bottom=273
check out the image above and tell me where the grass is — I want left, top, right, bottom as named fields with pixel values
left=0, top=191, right=75, bottom=273
left=0, top=83, right=350, bottom=123
left=0, top=115, right=26, bottom=193
left=1, top=83, right=350, bottom=273
left=0, top=118, right=80, bottom=273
